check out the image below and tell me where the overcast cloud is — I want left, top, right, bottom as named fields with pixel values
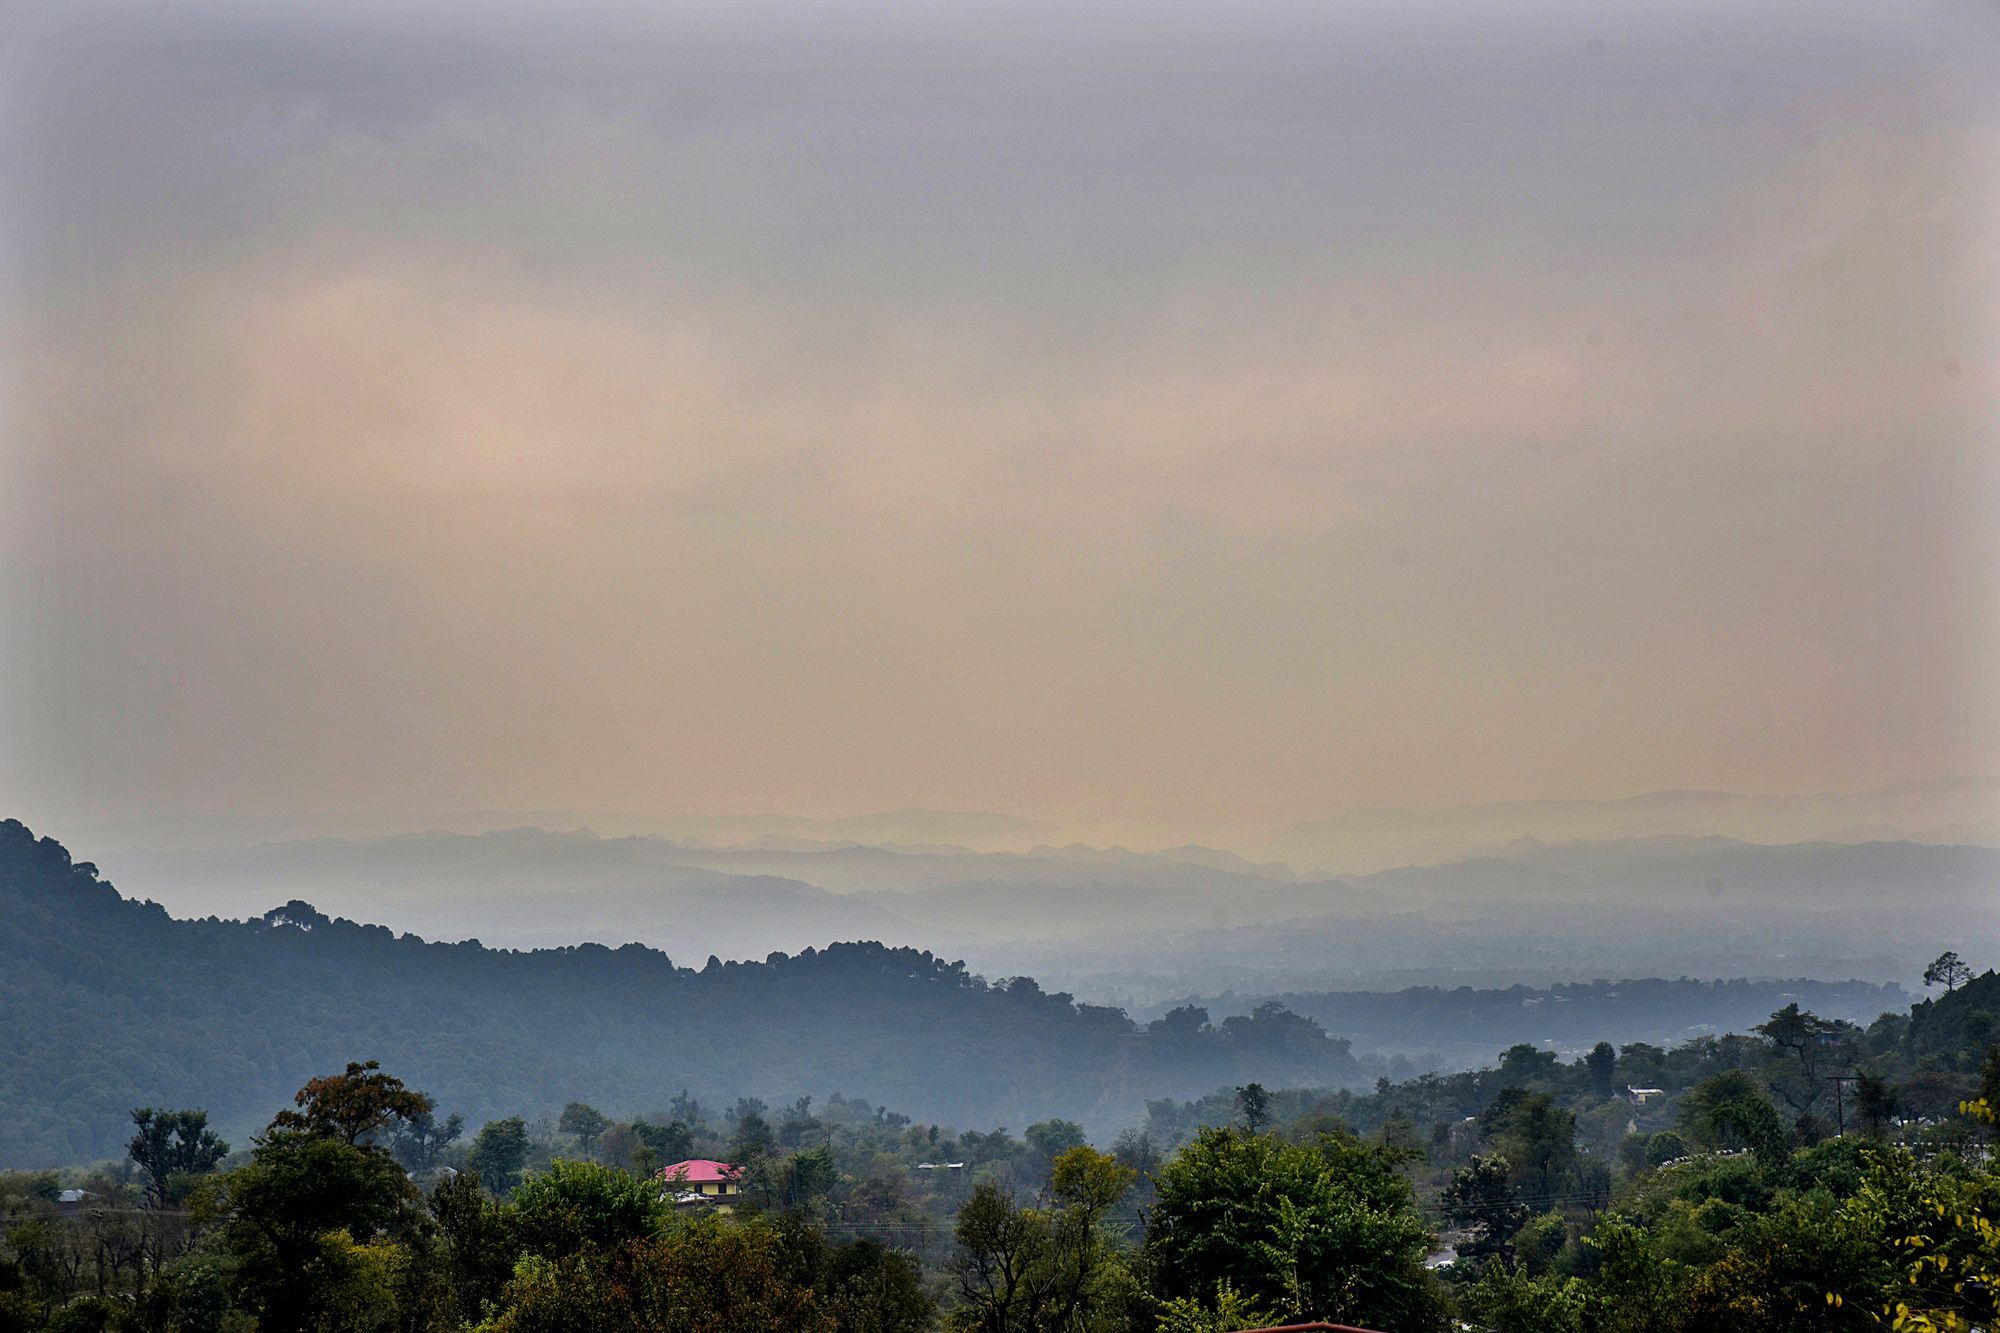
left=3, top=0, right=1996, bottom=843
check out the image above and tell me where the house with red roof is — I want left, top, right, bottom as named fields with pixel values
left=653, top=1158, right=742, bottom=1211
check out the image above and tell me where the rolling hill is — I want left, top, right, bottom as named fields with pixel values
left=0, top=819, right=1364, bottom=1167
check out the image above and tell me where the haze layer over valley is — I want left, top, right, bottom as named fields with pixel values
left=86, top=776, right=2000, bottom=1016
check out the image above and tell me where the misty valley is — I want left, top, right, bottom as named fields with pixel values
left=5, top=811, right=1998, bottom=1332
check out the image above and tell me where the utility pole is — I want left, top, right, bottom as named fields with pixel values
left=1828, top=1074, right=1858, bottom=1136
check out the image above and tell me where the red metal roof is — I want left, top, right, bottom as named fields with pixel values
left=653, top=1158, right=738, bottom=1184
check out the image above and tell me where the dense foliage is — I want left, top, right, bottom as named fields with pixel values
left=5, top=1033, right=1996, bottom=1332
left=1144, top=1128, right=1446, bottom=1329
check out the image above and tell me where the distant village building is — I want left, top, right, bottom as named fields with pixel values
left=654, top=1159, right=741, bottom=1212
left=1626, top=1086, right=1665, bottom=1105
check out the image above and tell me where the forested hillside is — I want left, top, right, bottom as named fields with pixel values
left=0, top=820, right=1364, bottom=1166
left=6, top=948, right=1996, bottom=1331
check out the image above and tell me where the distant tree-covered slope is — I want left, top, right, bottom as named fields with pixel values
left=0, top=820, right=1362, bottom=1167
left=1185, top=976, right=1909, bottom=1065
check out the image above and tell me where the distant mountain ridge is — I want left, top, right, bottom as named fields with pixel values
left=65, top=808, right=1057, bottom=856
left=1261, top=776, right=2000, bottom=872
left=91, top=827, right=1358, bottom=955
left=92, top=823, right=1998, bottom=960
left=58, top=777, right=1997, bottom=878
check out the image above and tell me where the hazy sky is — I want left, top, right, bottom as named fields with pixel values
left=4, top=0, right=1997, bottom=840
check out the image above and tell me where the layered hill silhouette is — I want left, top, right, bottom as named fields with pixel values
left=1260, top=776, right=2000, bottom=871
left=0, top=819, right=1363, bottom=1167
left=92, top=825, right=2000, bottom=1002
